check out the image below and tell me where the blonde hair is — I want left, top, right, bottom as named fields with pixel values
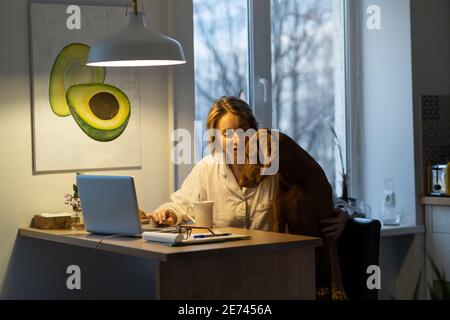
left=206, top=96, right=259, bottom=131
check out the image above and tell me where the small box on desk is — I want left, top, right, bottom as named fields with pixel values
left=31, top=213, right=73, bottom=230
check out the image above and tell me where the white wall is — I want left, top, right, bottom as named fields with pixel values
left=170, top=0, right=196, bottom=189
left=357, top=0, right=425, bottom=299
left=0, top=0, right=172, bottom=295
left=358, top=0, right=416, bottom=226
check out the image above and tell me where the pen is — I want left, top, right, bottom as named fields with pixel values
left=193, top=233, right=232, bottom=239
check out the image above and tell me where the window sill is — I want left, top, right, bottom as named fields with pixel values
left=381, top=224, right=425, bottom=238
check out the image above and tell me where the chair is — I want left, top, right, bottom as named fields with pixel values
left=337, top=218, right=381, bottom=300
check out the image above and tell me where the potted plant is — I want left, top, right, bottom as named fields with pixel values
left=328, top=123, right=349, bottom=202
left=64, top=173, right=83, bottom=228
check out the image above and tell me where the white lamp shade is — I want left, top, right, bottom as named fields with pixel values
left=87, top=13, right=186, bottom=67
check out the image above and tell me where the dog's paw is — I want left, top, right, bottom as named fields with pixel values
left=331, top=289, right=348, bottom=300
left=316, top=287, right=331, bottom=300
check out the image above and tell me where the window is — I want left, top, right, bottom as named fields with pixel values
left=193, top=0, right=250, bottom=125
left=193, top=0, right=349, bottom=196
left=270, top=0, right=347, bottom=195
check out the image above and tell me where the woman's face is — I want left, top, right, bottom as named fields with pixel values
left=216, top=113, right=249, bottom=164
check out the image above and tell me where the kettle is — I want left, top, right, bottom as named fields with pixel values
left=431, top=163, right=450, bottom=196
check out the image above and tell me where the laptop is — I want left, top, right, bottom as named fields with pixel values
left=77, top=175, right=171, bottom=236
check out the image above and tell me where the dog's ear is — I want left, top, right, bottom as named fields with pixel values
left=238, top=89, right=248, bottom=102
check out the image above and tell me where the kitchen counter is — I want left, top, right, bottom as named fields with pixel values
left=422, top=196, right=450, bottom=207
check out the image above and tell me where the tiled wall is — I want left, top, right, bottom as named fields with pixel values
left=422, top=95, right=450, bottom=163
left=421, top=95, right=450, bottom=193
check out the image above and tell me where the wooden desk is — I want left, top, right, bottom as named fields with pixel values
left=19, top=227, right=321, bottom=300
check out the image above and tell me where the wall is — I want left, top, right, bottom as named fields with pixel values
left=411, top=0, right=450, bottom=198
left=410, top=0, right=450, bottom=300
left=375, top=0, right=450, bottom=300
left=357, top=0, right=424, bottom=299
left=358, top=0, right=416, bottom=226
left=0, top=0, right=172, bottom=296
left=360, top=0, right=450, bottom=301
left=170, top=0, right=195, bottom=189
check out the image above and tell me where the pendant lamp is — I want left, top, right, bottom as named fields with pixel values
left=87, top=0, right=186, bottom=67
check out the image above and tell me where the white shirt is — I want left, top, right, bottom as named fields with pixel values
left=157, top=155, right=278, bottom=231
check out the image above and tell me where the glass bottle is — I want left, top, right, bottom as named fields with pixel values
left=381, top=179, right=401, bottom=226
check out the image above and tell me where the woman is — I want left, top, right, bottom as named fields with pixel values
left=146, top=96, right=348, bottom=238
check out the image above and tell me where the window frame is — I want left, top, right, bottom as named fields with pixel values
left=248, top=0, right=273, bottom=128
left=173, top=0, right=358, bottom=193
left=343, top=0, right=361, bottom=199
left=251, top=0, right=357, bottom=196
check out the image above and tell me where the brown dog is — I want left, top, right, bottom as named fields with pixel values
left=238, top=129, right=347, bottom=300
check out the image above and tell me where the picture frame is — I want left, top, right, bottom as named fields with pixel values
left=29, top=2, right=142, bottom=173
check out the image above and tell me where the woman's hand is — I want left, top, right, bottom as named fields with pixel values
left=321, top=209, right=349, bottom=239
left=139, top=210, right=148, bottom=220
left=139, top=210, right=151, bottom=224
left=148, top=209, right=177, bottom=227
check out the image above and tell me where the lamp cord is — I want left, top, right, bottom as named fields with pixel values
left=126, top=0, right=143, bottom=17
left=91, top=234, right=124, bottom=300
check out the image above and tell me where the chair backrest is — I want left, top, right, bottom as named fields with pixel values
left=337, top=218, right=381, bottom=300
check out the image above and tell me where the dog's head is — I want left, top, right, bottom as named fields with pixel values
left=238, top=129, right=279, bottom=188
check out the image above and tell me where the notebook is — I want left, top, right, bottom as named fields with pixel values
left=142, top=231, right=251, bottom=246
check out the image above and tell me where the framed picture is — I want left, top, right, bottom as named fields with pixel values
left=29, top=3, right=142, bottom=173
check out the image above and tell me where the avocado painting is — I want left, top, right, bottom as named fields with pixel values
left=49, top=43, right=106, bottom=117
left=49, top=43, right=131, bottom=142
left=30, top=3, right=141, bottom=172
left=67, top=83, right=131, bottom=142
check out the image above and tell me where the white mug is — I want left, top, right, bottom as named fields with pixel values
left=187, top=201, right=214, bottom=228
